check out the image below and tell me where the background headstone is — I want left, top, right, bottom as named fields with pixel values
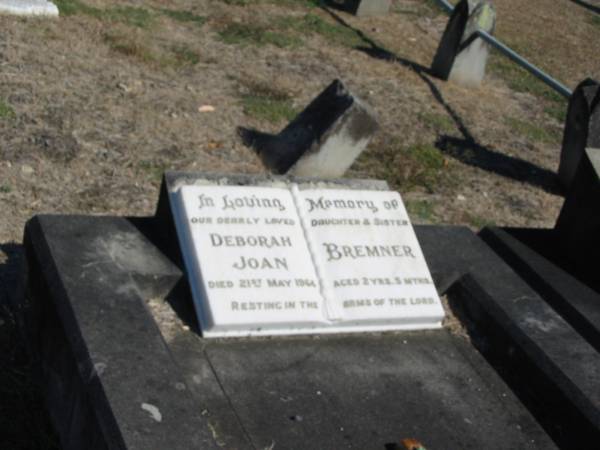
left=558, top=78, right=600, bottom=190
left=555, top=147, right=600, bottom=280
left=238, top=79, right=378, bottom=178
left=431, top=0, right=496, bottom=86
left=0, top=0, right=59, bottom=16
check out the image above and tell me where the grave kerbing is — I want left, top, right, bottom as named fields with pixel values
left=238, top=79, right=378, bottom=178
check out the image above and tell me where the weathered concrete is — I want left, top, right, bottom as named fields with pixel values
left=238, top=79, right=378, bottom=178
left=0, top=0, right=58, bottom=16
left=558, top=78, right=600, bottom=189
left=431, top=0, right=496, bottom=86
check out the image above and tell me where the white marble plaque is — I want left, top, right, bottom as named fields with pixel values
left=171, top=183, right=445, bottom=337
left=296, top=188, right=444, bottom=331
left=171, top=185, right=326, bottom=337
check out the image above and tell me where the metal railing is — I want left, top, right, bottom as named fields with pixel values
left=435, top=0, right=573, bottom=98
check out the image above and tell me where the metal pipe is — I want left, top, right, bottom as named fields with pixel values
left=433, top=0, right=573, bottom=98
left=476, top=29, right=572, bottom=98
left=436, top=0, right=455, bottom=14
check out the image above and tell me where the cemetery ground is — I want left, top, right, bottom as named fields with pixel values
left=0, top=0, right=599, bottom=448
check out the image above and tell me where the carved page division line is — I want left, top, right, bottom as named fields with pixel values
left=290, top=183, right=341, bottom=322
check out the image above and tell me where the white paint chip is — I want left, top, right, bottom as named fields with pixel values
left=141, top=403, right=162, bottom=422
left=0, top=0, right=59, bottom=16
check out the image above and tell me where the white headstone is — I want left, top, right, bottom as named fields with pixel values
left=0, top=0, right=59, bottom=16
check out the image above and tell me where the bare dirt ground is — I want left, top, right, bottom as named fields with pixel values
left=0, top=0, right=599, bottom=447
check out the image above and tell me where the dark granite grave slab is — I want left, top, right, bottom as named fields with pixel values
left=23, top=215, right=559, bottom=450
left=19, top=173, right=600, bottom=449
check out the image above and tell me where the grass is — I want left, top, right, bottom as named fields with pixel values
left=355, top=139, right=449, bottom=193
left=419, top=111, right=455, bottom=134
left=239, top=80, right=297, bottom=123
left=489, top=53, right=568, bottom=123
left=505, top=117, right=561, bottom=144
left=590, top=15, right=600, bottom=31
left=218, top=13, right=364, bottom=49
left=57, top=1, right=208, bottom=30
left=278, top=13, right=363, bottom=48
left=0, top=100, right=15, bottom=119
left=0, top=184, right=11, bottom=193
left=139, top=160, right=170, bottom=182
left=170, top=45, right=201, bottom=66
left=55, top=0, right=155, bottom=28
left=104, top=33, right=201, bottom=68
left=104, top=33, right=157, bottom=63
left=220, top=0, right=321, bottom=6
left=218, top=22, right=302, bottom=48
left=53, top=0, right=103, bottom=18
left=467, top=213, right=496, bottom=229
left=220, top=0, right=249, bottom=5
left=405, top=199, right=436, bottom=223
left=160, top=9, right=206, bottom=27
left=242, top=95, right=297, bottom=123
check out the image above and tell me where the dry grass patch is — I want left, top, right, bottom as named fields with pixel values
left=0, top=100, right=15, bottom=120
left=238, top=79, right=298, bottom=123
left=355, top=137, right=451, bottom=193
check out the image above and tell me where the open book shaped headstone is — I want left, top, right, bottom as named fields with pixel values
left=170, top=180, right=444, bottom=337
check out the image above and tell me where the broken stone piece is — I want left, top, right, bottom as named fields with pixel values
left=238, top=79, right=378, bottom=178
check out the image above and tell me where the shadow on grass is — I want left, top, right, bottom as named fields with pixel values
left=0, top=243, right=61, bottom=450
left=320, top=6, right=562, bottom=195
left=570, top=0, right=600, bottom=15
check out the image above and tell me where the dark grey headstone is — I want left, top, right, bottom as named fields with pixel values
left=555, top=147, right=600, bottom=280
left=558, top=78, right=600, bottom=189
left=238, top=79, right=378, bottom=178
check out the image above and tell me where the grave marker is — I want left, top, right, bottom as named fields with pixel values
left=20, top=171, right=596, bottom=449
left=558, top=78, right=600, bottom=190
left=431, top=0, right=496, bottom=86
left=238, top=79, right=378, bottom=178
left=555, top=147, right=600, bottom=279
left=169, top=182, right=443, bottom=336
left=0, top=0, right=59, bottom=16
